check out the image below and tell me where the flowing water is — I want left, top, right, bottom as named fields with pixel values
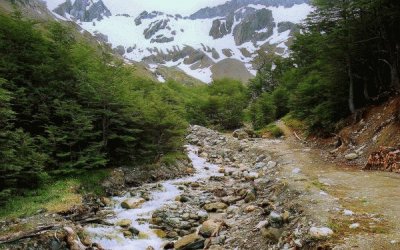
left=85, top=145, right=222, bottom=250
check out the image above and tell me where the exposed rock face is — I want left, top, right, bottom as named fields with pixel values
left=233, top=9, right=274, bottom=45
left=144, top=19, right=170, bottom=39
left=209, top=14, right=234, bottom=39
left=190, top=0, right=309, bottom=19
left=277, top=21, right=296, bottom=33
left=135, top=11, right=164, bottom=25
left=46, top=0, right=311, bottom=83
left=54, top=0, right=111, bottom=22
left=113, top=45, right=125, bottom=56
left=151, top=36, right=174, bottom=44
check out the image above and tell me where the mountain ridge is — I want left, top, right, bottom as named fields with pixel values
left=43, top=0, right=312, bottom=83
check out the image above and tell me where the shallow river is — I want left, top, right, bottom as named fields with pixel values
left=85, top=145, right=221, bottom=250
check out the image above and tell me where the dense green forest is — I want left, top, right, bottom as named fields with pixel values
left=249, top=0, right=400, bottom=134
left=0, top=14, right=251, bottom=204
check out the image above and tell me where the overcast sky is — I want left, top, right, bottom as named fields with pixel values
left=102, top=0, right=230, bottom=16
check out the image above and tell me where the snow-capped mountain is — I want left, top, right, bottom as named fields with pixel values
left=43, top=0, right=312, bottom=83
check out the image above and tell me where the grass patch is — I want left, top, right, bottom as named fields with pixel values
left=160, top=152, right=188, bottom=166
left=259, top=123, right=284, bottom=138
left=311, top=180, right=327, bottom=191
left=0, top=169, right=109, bottom=219
left=282, top=114, right=306, bottom=131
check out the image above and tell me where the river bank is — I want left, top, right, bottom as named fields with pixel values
left=2, top=125, right=399, bottom=249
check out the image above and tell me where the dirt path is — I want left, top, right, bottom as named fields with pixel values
left=263, top=121, right=400, bottom=249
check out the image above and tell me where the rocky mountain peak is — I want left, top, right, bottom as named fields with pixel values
left=53, top=0, right=111, bottom=22
left=44, top=0, right=312, bottom=83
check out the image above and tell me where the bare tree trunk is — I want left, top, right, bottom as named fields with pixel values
left=391, top=62, right=400, bottom=90
left=379, top=58, right=400, bottom=91
left=347, top=56, right=356, bottom=113
left=363, top=79, right=371, bottom=101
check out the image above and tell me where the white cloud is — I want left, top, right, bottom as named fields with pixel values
left=102, top=0, right=229, bottom=17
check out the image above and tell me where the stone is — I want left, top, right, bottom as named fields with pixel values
left=204, top=202, right=228, bottom=212
left=309, top=227, right=334, bottom=239
left=292, top=168, right=301, bottom=174
left=254, top=162, right=267, bottom=169
left=174, top=233, right=205, bottom=250
left=343, top=209, right=354, bottom=216
left=244, top=191, right=256, bottom=203
left=345, top=153, right=359, bottom=160
left=63, top=227, right=86, bottom=250
left=164, top=242, right=175, bottom=249
left=232, top=129, right=249, bottom=140
left=226, top=205, right=239, bottom=214
left=282, top=210, right=290, bottom=223
left=245, top=205, right=257, bottom=213
left=139, top=232, right=150, bottom=239
left=190, top=182, right=200, bottom=188
left=261, top=227, right=283, bottom=243
left=186, top=168, right=195, bottom=174
left=128, top=227, right=140, bottom=236
left=123, top=231, right=133, bottom=237
left=116, top=219, right=132, bottom=228
left=267, top=161, right=277, bottom=168
left=349, top=223, right=360, bottom=229
left=175, top=195, right=190, bottom=203
left=100, top=197, right=112, bottom=206
left=269, top=212, right=282, bottom=222
left=121, top=198, right=146, bottom=209
left=244, top=172, right=259, bottom=180
left=209, top=246, right=225, bottom=250
left=256, top=155, right=267, bottom=162
left=199, top=219, right=221, bottom=238
left=154, top=229, right=167, bottom=238
left=254, top=220, right=269, bottom=230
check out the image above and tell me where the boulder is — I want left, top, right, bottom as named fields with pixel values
left=345, top=153, right=358, bottom=160
left=269, top=211, right=283, bottom=227
left=267, top=161, right=277, bottom=168
left=116, top=219, right=132, bottom=227
left=199, top=219, right=221, bottom=238
left=261, top=227, right=283, bottom=243
left=63, top=227, right=86, bottom=250
left=121, top=198, right=146, bottom=209
left=232, top=129, right=249, bottom=140
left=244, top=191, right=256, bottom=203
left=129, top=227, right=140, bottom=236
left=309, top=227, right=334, bottom=239
left=174, top=233, right=205, bottom=250
left=204, top=202, right=228, bottom=212
left=245, top=205, right=257, bottom=213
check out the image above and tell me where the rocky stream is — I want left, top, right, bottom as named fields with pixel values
left=79, top=125, right=327, bottom=250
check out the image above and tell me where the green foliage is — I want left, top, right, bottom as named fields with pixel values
left=0, top=14, right=188, bottom=204
left=262, top=123, right=284, bottom=138
left=249, top=0, right=399, bottom=135
left=249, top=93, right=276, bottom=130
left=202, top=79, right=249, bottom=130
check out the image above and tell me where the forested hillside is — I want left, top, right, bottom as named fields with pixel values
left=248, top=0, right=400, bottom=134
left=0, top=13, right=252, bottom=204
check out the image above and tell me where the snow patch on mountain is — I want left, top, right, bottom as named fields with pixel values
left=43, top=0, right=312, bottom=83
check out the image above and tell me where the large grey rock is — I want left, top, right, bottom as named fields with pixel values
left=309, top=227, right=334, bottom=239
left=204, top=202, right=228, bottom=212
left=121, top=198, right=146, bottom=209
left=174, top=233, right=205, bottom=250
left=345, top=153, right=358, bottom=160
